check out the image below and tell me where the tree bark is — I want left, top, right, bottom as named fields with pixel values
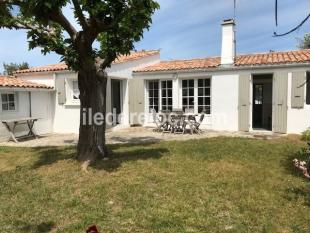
left=76, top=66, right=108, bottom=163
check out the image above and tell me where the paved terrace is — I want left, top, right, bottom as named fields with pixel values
left=0, top=127, right=285, bottom=148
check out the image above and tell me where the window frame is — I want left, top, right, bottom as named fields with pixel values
left=161, top=80, right=173, bottom=111
left=148, top=80, right=159, bottom=113
left=72, top=80, right=80, bottom=100
left=197, top=78, right=211, bottom=114
left=182, top=79, right=195, bottom=112
left=1, top=92, right=17, bottom=112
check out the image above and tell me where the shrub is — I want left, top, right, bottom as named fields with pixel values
left=301, top=129, right=310, bottom=141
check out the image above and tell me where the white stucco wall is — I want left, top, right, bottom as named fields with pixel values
left=211, top=74, right=239, bottom=131
left=0, top=89, right=53, bottom=142
left=287, top=72, right=310, bottom=134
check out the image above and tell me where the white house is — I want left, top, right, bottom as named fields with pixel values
left=0, top=19, right=310, bottom=142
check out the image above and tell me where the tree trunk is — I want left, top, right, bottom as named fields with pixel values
left=77, top=67, right=108, bottom=163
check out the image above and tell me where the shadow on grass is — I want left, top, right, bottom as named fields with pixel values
left=109, top=136, right=161, bottom=145
left=14, top=220, right=55, bottom=233
left=284, top=187, right=310, bottom=207
left=91, top=146, right=168, bottom=172
left=31, top=147, right=76, bottom=169
left=30, top=140, right=166, bottom=172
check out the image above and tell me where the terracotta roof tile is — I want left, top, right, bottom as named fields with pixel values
left=0, top=76, right=52, bottom=89
left=15, top=50, right=160, bottom=74
left=135, top=49, right=310, bottom=72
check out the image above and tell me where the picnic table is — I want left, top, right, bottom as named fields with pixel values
left=1, top=117, right=39, bottom=143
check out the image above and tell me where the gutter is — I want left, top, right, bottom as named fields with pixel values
left=133, top=62, right=310, bottom=76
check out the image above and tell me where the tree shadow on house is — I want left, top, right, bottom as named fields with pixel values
left=14, top=220, right=55, bottom=233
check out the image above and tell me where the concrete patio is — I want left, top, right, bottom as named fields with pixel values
left=0, top=126, right=286, bottom=147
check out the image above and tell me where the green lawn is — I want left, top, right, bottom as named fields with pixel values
left=0, top=137, right=309, bottom=233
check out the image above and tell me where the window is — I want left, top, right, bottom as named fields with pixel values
left=72, top=81, right=80, bottom=100
left=161, top=80, right=173, bottom=111
left=182, top=80, right=195, bottom=112
left=1, top=93, right=16, bottom=111
left=198, top=79, right=211, bottom=114
left=148, top=81, right=159, bottom=112
left=307, top=73, right=310, bottom=105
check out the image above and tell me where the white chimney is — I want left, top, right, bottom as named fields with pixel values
left=221, top=19, right=236, bottom=66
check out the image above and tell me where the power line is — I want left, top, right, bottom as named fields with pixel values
left=274, top=0, right=310, bottom=37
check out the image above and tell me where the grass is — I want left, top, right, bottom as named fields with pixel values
left=0, top=137, right=309, bottom=233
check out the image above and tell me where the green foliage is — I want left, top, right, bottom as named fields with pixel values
left=298, top=33, right=310, bottom=49
left=3, top=62, right=29, bottom=75
left=301, top=129, right=310, bottom=141
left=0, top=0, right=160, bottom=71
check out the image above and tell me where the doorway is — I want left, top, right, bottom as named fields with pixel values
left=252, top=74, right=273, bottom=130
left=111, top=79, right=122, bottom=125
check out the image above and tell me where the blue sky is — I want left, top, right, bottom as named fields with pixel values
left=0, top=0, right=309, bottom=72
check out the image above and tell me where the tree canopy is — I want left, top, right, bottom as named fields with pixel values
left=2, top=62, right=29, bottom=75
left=298, top=34, right=310, bottom=49
left=0, top=0, right=159, bottom=71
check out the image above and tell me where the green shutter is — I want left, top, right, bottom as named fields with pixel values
left=272, top=72, right=288, bottom=133
left=291, top=72, right=306, bottom=109
left=238, top=74, right=250, bottom=131
left=55, top=77, right=66, bottom=105
left=129, top=78, right=145, bottom=125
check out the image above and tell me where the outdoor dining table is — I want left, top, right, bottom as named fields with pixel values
left=158, top=112, right=199, bottom=133
left=1, top=117, right=39, bottom=143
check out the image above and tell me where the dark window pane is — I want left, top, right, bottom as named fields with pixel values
left=198, top=88, right=203, bottom=96
left=189, top=80, right=194, bottom=87
left=205, top=79, right=211, bottom=86
left=205, top=106, right=211, bottom=114
left=2, top=103, right=8, bottom=111
left=9, top=102, right=15, bottom=110
left=205, top=97, right=211, bottom=105
left=168, top=106, right=173, bottom=111
left=149, top=99, right=153, bottom=106
left=189, top=97, right=194, bottom=105
left=307, top=75, right=310, bottom=105
left=182, top=98, right=187, bottom=105
left=149, top=82, right=153, bottom=89
left=155, top=106, right=159, bottom=112
left=189, top=88, right=194, bottom=96
left=198, top=106, right=204, bottom=113
left=162, top=98, right=167, bottom=105
left=1, top=94, right=7, bottom=102
left=154, top=90, right=158, bottom=97
left=162, top=90, right=166, bottom=97
left=182, top=89, right=188, bottom=96
left=198, top=97, right=203, bottom=105
left=182, top=80, right=187, bottom=87
left=149, top=90, right=154, bottom=97
left=162, top=81, right=166, bottom=88
left=205, top=88, right=210, bottom=96
left=168, top=89, right=172, bottom=97
left=167, top=81, right=172, bottom=88
left=154, top=98, right=158, bottom=105
left=198, top=79, right=203, bottom=87
left=168, top=98, right=172, bottom=105
left=154, top=81, right=159, bottom=89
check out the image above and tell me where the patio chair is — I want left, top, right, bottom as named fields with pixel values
left=190, top=113, right=205, bottom=134
left=152, top=109, right=164, bottom=132
left=170, top=114, right=184, bottom=134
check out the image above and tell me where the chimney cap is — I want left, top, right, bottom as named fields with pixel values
left=222, top=19, right=235, bottom=26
